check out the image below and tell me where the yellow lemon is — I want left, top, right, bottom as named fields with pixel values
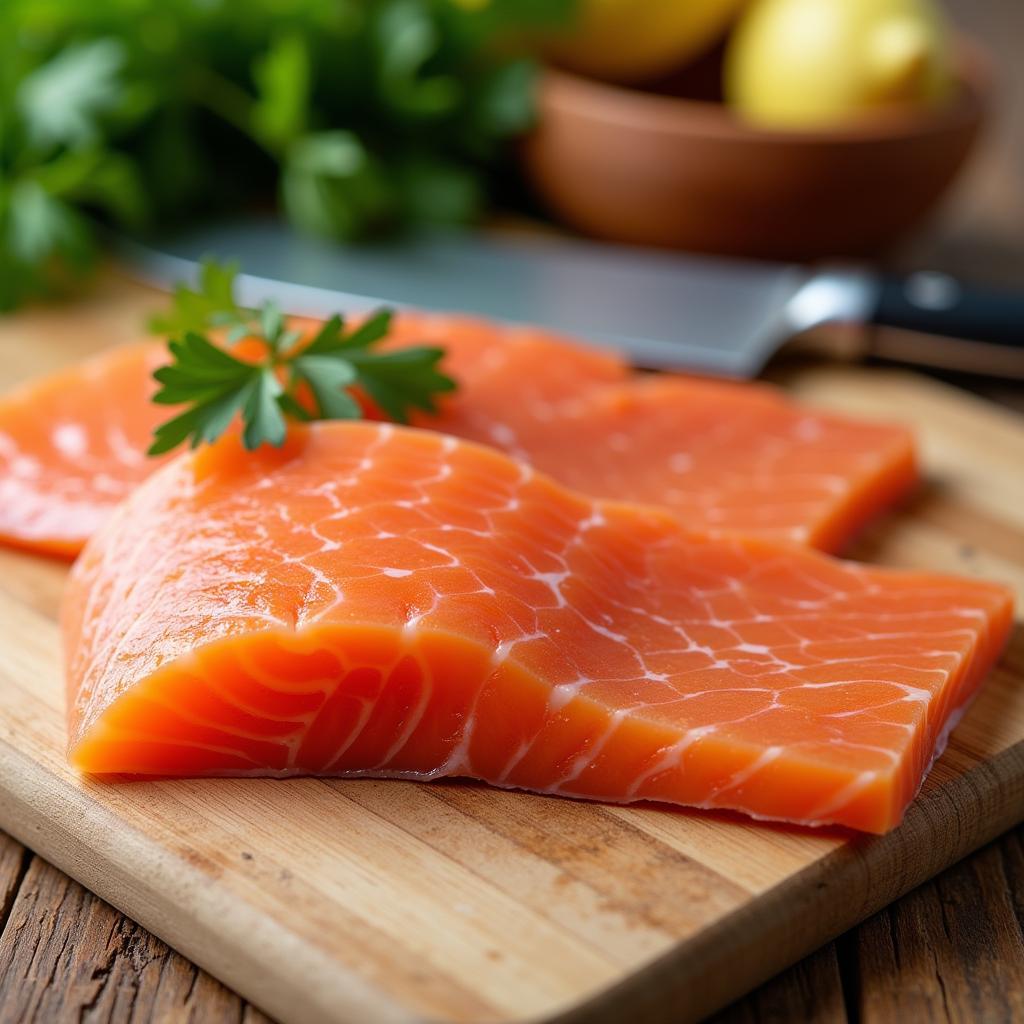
left=549, top=0, right=748, bottom=84
left=725, top=0, right=954, bottom=127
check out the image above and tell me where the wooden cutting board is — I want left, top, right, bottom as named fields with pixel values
left=0, top=272, right=1022, bottom=1024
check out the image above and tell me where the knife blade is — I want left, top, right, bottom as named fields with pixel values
left=119, top=219, right=1024, bottom=378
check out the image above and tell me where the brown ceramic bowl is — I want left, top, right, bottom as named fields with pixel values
left=522, top=41, right=989, bottom=261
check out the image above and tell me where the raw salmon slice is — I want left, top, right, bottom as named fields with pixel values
left=424, top=372, right=915, bottom=551
left=0, top=343, right=173, bottom=557
left=63, top=422, right=1012, bottom=834
left=0, top=313, right=914, bottom=557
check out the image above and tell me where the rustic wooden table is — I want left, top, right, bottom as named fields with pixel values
left=0, top=1, right=1021, bottom=1021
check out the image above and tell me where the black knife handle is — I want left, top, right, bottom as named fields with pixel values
left=871, top=272, right=1024, bottom=347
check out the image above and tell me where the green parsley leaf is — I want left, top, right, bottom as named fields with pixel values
left=260, top=300, right=285, bottom=350
left=242, top=368, right=287, bottom=450
left=17, top=39, right=126, bottom=150
left=148, top=258, right=246, bottom=337
left=7, top=180, right=91, bottom=266
left=251, top=33, right=310, bottom=152
left=149, top=260, right=457, bottom=455
left=147, top=332, right=265, bottom=455
left=280, top=130, right=395, bottom=240
left=302, top=310, right=393, bottom=355
left=349, top=346, right=456, bottom=423
left=292, top=355, right=361, bottom=419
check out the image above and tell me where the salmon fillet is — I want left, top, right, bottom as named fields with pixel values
left=425, top=371, right=915, bottom=551
left=63, top=422, right=1012, bottom=834
left=0, top=314, right=915, bottom=557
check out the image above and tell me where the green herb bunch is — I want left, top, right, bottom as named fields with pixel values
left=0, top=0, right=574, bottom=311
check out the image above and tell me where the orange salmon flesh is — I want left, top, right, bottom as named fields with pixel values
left=0, top=313, right=916, bottom=558
left=62, top=423, right=1013, bottom=834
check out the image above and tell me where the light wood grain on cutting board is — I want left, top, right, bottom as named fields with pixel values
left=0, top=271, right=1021, bottom=1024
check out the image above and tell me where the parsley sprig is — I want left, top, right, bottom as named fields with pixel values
left=147, top=260, right=455, bottom=456
left=0, top=3, right=575, bottom=312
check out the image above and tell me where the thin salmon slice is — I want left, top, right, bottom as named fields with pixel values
left=424, top=372, right=915, bottom=551
left=63, top=422, right=1013, bottom=834
left=0, top=343, right=172, bottom=557
left=0, top=313, right=914, bottom=557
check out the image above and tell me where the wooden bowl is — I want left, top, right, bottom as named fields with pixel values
left=522, top=42, right=989, bottom=261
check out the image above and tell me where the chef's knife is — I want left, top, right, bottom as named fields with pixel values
left=121, top=219, right=1024, bottom=379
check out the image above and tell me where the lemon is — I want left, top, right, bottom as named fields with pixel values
left=549, top=0, right=748, bottom=84
left=725, top=0, right=954, bottom=127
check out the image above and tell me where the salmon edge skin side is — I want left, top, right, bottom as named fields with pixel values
left=59, top=422, right=1015, bottom=835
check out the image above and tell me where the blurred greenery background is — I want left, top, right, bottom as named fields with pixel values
left=0, top=0, right=574, bottom=310
left=3, top=0, right=1020, bottom=316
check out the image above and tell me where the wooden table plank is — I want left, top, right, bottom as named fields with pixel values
left=711, top=942, right=849, bottom=1024
left=854, top=839, right=1024, bottom=1023
left=0, top=834, right=29, bottom=935
left=0, top=846, right=273, bottom=1024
